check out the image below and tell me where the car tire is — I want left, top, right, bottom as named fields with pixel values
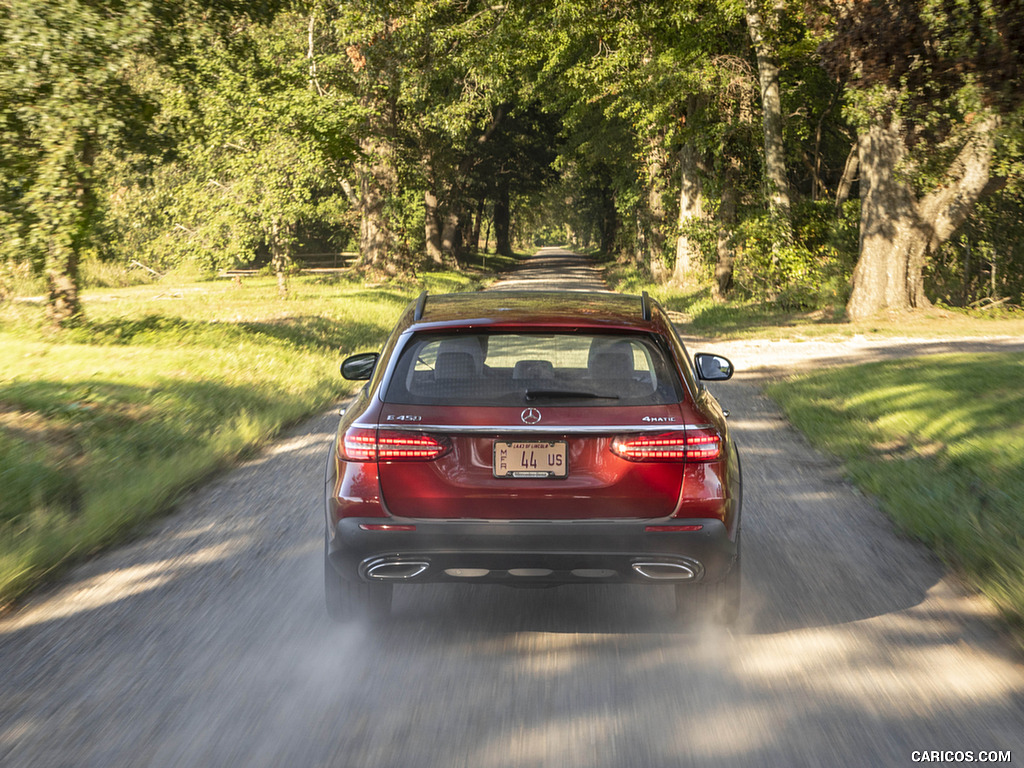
left=675, top=533, right=741, bottom=626
left=324, top=546, right=392, bottom=623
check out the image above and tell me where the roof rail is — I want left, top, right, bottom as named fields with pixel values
left=640, top=290, right=652, bottom=321
left=413, top=291, right=428, bottom=321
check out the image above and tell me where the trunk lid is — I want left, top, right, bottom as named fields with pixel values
left=376, top=403, right=688, bottom=520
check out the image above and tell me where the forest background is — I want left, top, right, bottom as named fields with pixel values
left=3, top=0, right=1024, bottom=325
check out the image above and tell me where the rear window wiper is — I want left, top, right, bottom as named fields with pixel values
left=525, top=389, right=619, bottom=401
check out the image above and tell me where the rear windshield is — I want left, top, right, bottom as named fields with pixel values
left=384, top=332, right=684, bottom=406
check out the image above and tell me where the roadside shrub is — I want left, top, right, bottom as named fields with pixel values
left=733, top=201, right=856, bottom=310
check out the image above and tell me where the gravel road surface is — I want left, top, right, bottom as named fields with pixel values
left=2, top=248, right=1023, bottom=767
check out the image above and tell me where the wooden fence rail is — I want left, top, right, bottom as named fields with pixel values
left=220, top=252, right=357, bottom=277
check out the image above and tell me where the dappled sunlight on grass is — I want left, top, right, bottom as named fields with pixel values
left=767, top=352, right=1024, bottom=640
left=0, top=270, right=483, bottom=605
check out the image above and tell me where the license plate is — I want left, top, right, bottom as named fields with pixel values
left=493, top=441, right=568, bottom=479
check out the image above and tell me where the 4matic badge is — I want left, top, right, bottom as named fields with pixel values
left=641, top=416, right=676, bottom=422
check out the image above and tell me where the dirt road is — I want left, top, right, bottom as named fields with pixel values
left=2, top=248, right=1022, bottom=767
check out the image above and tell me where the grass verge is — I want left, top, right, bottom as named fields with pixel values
left=0, top=269, right=481, bottom=608
left=765, top=353, right=1024, bottom=639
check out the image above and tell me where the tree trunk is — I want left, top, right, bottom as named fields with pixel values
left=44, top=137, right=96, bottom=328
left=847, top=122, right=927, bottom=319
left=494, top=181, right=512, bottom=257
left=45, top=248, right=83, bottom=328
left=441, top=209, right=459, bottom=259
left=835, top=143, right=859, bottom=212
left=424, top=189, right=444, bottom=265
left=600, top=185, right=617, bottom=256
left=713, top=157, right=740, bottom=300
left=470, top=198, right=484, bottom=254
left=422, top=107, right=505, bottom=265
left=847, top=115, right=1000, bottom=320
left=355, top=136, right=396, bottom=272
left=745, top=0, right=791, bottom=220
left=672, top=141, right=703, bottom=285
left=644, top=139, right=670, bottom=281
left=269, top=215, right=290, bottom=299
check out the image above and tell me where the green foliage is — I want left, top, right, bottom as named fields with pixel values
left=672, top=214, right=719, bottom=275
left=733, top=201, right=857, bottom=309
left=0, top=0, right=156, bottom=291
left=99, top=10, right=359, bottom=273
left=2, top=0, right=1023, bottom=320
left=928, top=179, right=1024, bottom=309
left=0, top=260, right=41, bottom=301
left=828, top=1, right=1023, bottom=193
left=537, top=0, right=754, bottom=262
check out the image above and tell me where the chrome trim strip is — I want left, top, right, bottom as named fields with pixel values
left=374, top=423, right=715, bottom=435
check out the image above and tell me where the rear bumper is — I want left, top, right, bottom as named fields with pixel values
left=326, top=517, right=738, bottom=586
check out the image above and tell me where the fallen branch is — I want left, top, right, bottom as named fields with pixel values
left=130, top=260, right=164, bottom=279
left=970, top=296, right=1009, bottom=310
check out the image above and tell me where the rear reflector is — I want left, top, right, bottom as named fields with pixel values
left=645, top=525, right=704, bottom=532
left=341, top=427, right=451, bottom=462
left=359, top=524, right=417, bottom=532
left=611, top=428, right=722, bottom=462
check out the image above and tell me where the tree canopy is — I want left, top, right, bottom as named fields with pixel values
left=2, top=0, right=1022, bottom=323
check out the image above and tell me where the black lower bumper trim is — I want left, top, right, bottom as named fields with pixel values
left=326, top=517, right=737, bottom=586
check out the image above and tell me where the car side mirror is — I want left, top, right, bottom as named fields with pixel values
left=341, top=352, right=379, bottom=381
left=694, top=353, right=734, bottom=381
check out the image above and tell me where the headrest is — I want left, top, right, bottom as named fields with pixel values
left=434, top=351, right=478, bottom=380
left=436, top=337, right=484, bottom=372
left=588, top=339, right=635, bottom=376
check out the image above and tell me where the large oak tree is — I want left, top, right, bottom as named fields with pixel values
left=825, top=0, right=1022, bottom=320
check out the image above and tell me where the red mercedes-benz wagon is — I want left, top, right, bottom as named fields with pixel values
left=324, top=290, right=742, bottom=623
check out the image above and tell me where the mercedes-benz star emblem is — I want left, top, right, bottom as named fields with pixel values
left=521, top=407, right=542, bottom=425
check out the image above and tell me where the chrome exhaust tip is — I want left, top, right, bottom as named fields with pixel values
left=365, top=560, right=430, bottom=580
left=631, top=561, right=698, bottom=581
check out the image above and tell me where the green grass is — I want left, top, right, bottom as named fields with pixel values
left=0, top=269, right=481, bottom=607
left=766, top=353, right=1024, bottom=636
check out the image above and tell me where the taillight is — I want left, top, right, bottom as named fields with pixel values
left=611, top=428, right=722, bottom=462
left=341, top=427, right=450, bottom=462
left=342, top=428, right=379, bottom=461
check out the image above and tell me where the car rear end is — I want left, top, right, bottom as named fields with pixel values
left=324, top=293, right=741, bottom=620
